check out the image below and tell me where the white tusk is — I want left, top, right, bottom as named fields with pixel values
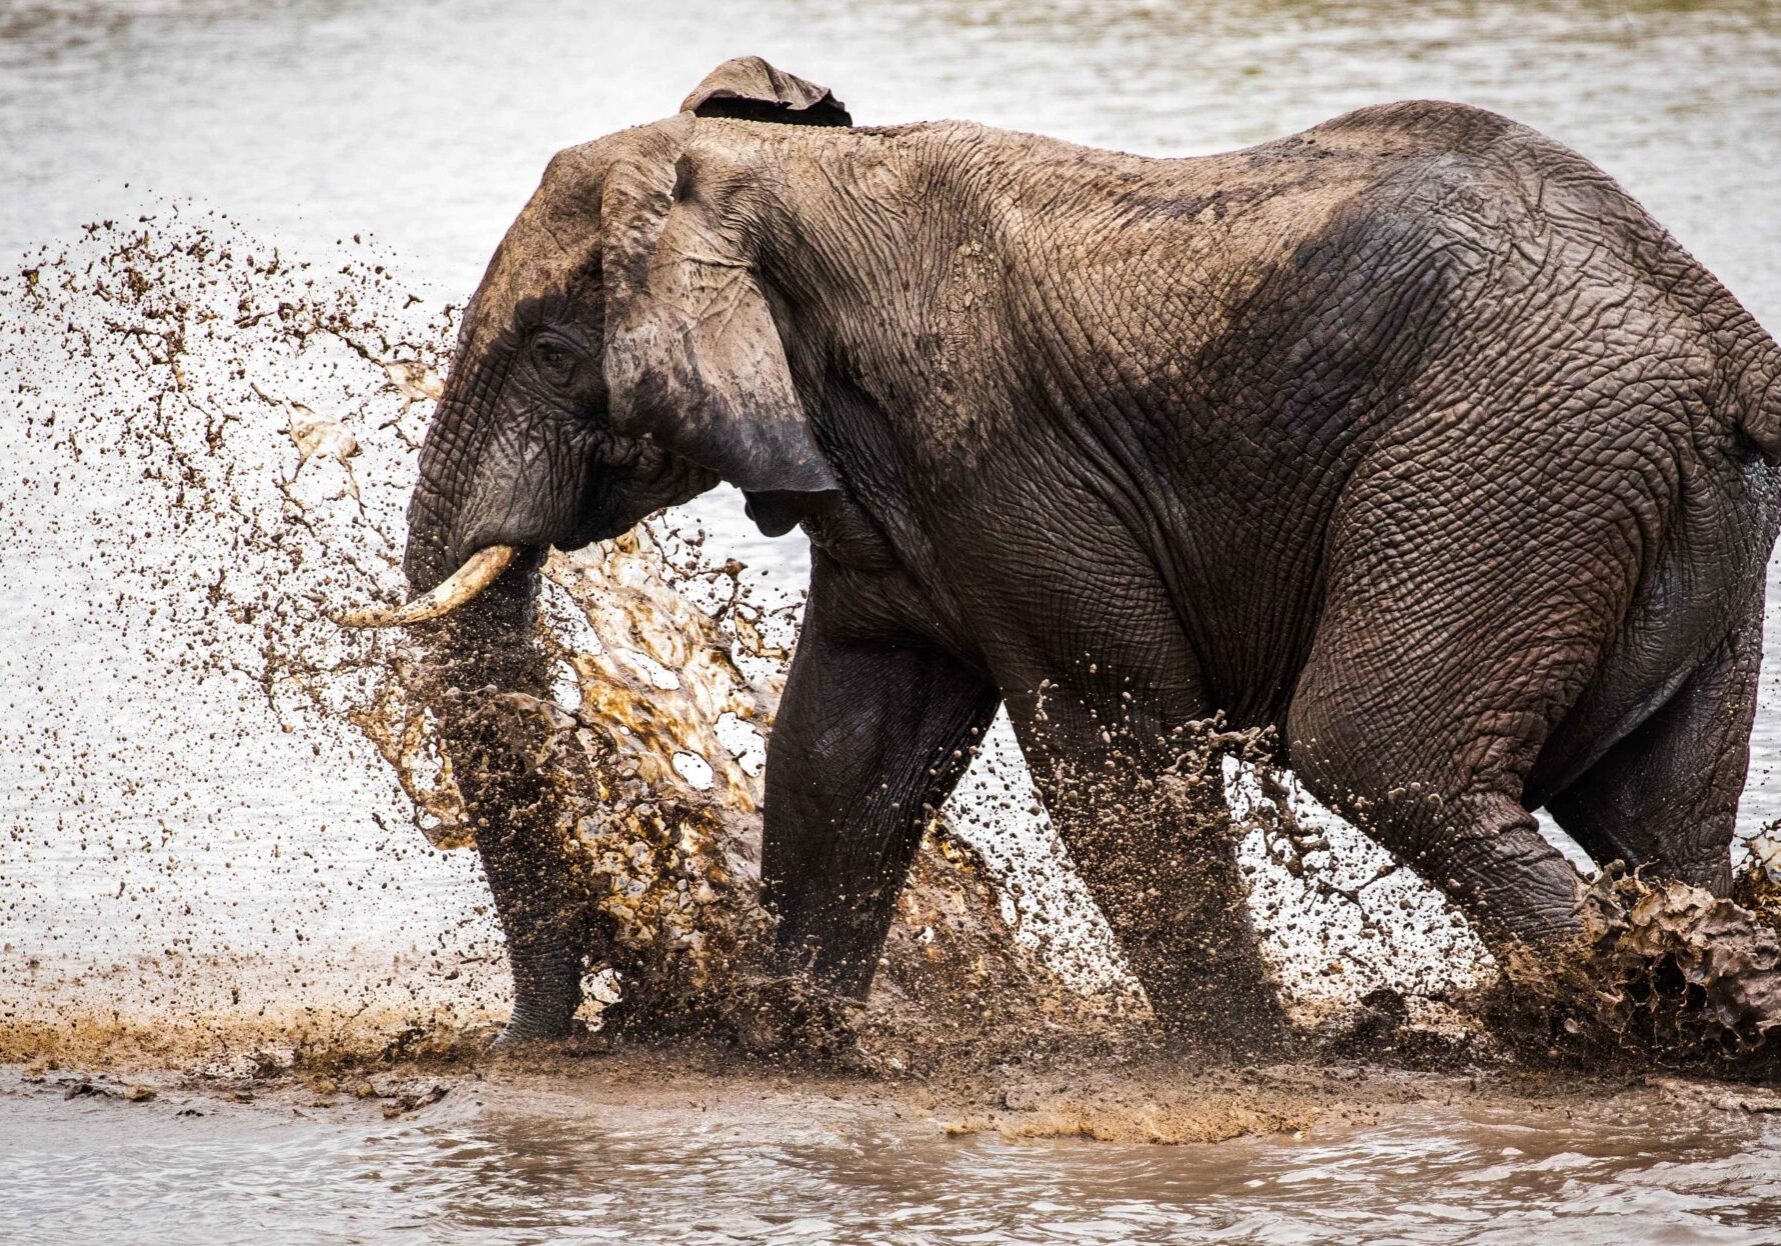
left=332, top=545, right=519, bottom=628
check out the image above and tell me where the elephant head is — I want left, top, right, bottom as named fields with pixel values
left=347, top=57, right=848, bottom=627
left=336, top=58, right=849, bottom=1042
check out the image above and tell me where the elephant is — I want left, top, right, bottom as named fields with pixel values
left=343, top=56, right=1781, bottom=1049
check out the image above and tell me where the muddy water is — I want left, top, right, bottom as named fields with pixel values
left=5, top=0, right=1781, bottom=1242
left=6, top=1065, right=1781, bottom=1244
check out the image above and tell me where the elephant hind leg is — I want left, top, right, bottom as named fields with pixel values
left=1545, top=605, right=1764, bottom=895
left=1282, top=484, right=1632, bottom=954
left=1286, top=695, right=1585, bottom=954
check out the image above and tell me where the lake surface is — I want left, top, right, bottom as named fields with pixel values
left=4, top=0, right=1781, bottom=1242
left=7, top=1065, right=1781, bottom=1246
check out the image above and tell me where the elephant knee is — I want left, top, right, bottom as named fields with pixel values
left=1283, top=703, right=1386, bottom=819
left=1286, top=704, right=1478, bottom=869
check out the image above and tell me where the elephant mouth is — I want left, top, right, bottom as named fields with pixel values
left=332, top=544, right=520, bottom=628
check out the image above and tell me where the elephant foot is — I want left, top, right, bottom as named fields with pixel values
left=1476, top=868, right=1781, bottom=1070
left=1312, top=987, right=1414, bottom=1058
left=1150, top=990, right=1295, bottom=1061
left=1568, top=869, right=1781, bottom=1058
left=489, top=947, right=587, bottom=1049
left=1124, top=899, right=1296, bottom=1060
left=491, top=1011, right=580, bottom=1046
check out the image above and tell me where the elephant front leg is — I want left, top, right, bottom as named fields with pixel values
left=442, top=684, right=594, bottom=1047
left=472, top=790, right=592, bottom=1045
left=1008, top=688, right=1292, bottom=1054
left=761, top=581, right=1000, bottom=999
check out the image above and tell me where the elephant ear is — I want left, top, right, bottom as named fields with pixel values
left=679, top=56, right=851, bottom=127
left=601, top=115, right=838, bottom=504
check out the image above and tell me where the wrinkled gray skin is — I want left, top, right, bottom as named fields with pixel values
left=403, top=57, right=1781, bottom=1049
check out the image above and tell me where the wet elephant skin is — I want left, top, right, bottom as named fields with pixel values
left=399, top=56, right=1781, bottom=1048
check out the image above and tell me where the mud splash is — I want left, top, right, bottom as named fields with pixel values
left=7, top=209, right=1781, bottom=1081
left=1556, top=855, right=1781, bottom=1059
left=2, top=209, right=1093, bottom=1070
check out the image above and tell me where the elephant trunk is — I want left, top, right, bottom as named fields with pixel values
left=398, top=359, right=591, bottom=1044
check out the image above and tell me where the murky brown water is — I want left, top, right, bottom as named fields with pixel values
left=7, top=1065, right=1781, bottom=1245
left=5, top=0, right=1781, bottom=1241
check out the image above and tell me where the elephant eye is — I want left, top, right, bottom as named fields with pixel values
left=530, top=336, right=577, bottom=385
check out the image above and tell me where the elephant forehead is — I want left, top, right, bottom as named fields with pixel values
left=465, top=118, right=692, bottom=341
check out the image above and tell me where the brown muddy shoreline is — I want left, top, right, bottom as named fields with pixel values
left=11, top=1022, right=1781, bottom=1150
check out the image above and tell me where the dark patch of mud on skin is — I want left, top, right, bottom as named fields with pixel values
left=11, top=212, right=1781, bottom=1148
